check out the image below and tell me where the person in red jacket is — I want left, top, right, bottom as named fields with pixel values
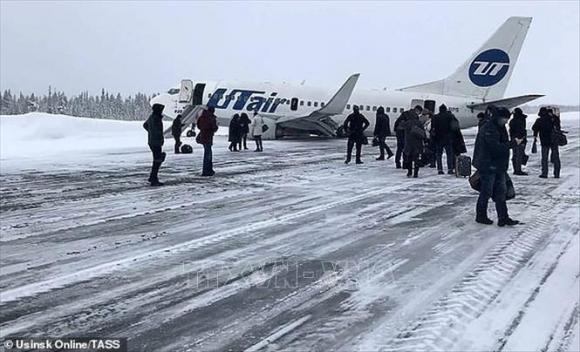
left=196, top=107, right=219, bottom=176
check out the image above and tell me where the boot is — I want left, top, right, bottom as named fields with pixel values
left=387, top=150, right=394, bottom=159
left=407, top=168, right=412, bottom=177
left=413, top=167, right=419, bottom=178
left=345, top=157, right=351, bottom=164
left=376, top=155, right=385, bottom=161
left=396, top=162, right=401, bottom=169
left=476, top=215, right=494, bottom=225
left=150, top=180, right=164, bottom=187
left=498, top=218, right=520, bottom=227
left=356, top=159, right=364, bottom=164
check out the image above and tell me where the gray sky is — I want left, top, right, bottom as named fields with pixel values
left=1, top=0, right=579, bottom=104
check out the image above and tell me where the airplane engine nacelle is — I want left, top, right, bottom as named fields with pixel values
left=260, top=117, right=278, bottom=140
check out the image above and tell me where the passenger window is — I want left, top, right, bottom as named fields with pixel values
left=300, top=100, right=304, bottom=106
left=359, top=105, right=363, bottom=110
left=393, top=108, right=398, bottom=113
left=307, top=101, right=311, bottom=107
left=400, top=107, right=404, bottom=112
left=372, top=106, right=377, bottom=111
left=386, top=107, right=390, bottom=113
left=314, top=102, right=318, bottom=107
left=347, top=104, right=351, bottom=109
left=291, top=98, right=298, bottom=111
left=321, top=102, right=325, bottom=107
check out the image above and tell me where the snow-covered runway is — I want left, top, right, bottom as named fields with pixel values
left=1, top=113, right=579, bottom=351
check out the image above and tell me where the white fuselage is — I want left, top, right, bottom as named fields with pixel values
left=152, top=80, right=483, bottom=138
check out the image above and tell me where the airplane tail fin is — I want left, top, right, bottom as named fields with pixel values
left=400, top=17, right=532, bottom=101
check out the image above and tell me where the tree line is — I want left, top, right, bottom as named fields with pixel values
left=0, top=87, right=158, bottom=120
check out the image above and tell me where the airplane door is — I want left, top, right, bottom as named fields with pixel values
left=424, top=100, right=436, bottom=113
left=193, top=83, right=205, bottom=106
left=179, top=80, right=193, bottom=103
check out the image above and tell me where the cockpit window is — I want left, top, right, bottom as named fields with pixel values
left=167, top=88, right=180, bottom=95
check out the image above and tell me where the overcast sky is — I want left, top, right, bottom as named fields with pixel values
left=1, top=1, right=579, bottom=104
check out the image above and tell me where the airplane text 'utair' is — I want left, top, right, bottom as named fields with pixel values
left=207, top=89, right=286, bottom=113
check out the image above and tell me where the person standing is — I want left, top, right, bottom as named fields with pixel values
left=402, top=105, right=424, bottom=177
left=509, top=108, right=528, bottom=175
left=421, top=109, right=436, bottom=168
left=472, top=107, right=521, bottom=226
left=250, top=111, right=264, bottom=152
left=143, top=103, right=166, bottom=186
left=432, top=104, right=455, bottom=175
left=228, top=114, right=241, bottom=152
left=532, top=107, right=560, bottom=178
left=393, top=111, right=407, bottom=169
left=450, top=114, right=467, bottom=157
left=196, top=106, right=219, bottom=176
left=238, top=112, right=251, bottom=150
left=373, top=106, right=393, bottom=160
left=171, top=114, right=183, bottom=154
left=343, top=105, right=370, bottom=164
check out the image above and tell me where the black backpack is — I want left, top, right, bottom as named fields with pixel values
left=181, top=144, right=193, bottom=154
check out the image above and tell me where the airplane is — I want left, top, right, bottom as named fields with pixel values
left=151, top=16, right=543, bottom=140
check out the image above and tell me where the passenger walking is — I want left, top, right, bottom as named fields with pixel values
left=473, top=107, right=521, bottom=226
left=402, top=105, right=425, bottom=177
left=238, top=112, right=251, bottom=150
left=393, top=111, right=407, bottom=169
left=196, top=107, right=219, bottom=176
left=228, top=114, right=241, bottom=152
left=509, top=108, right=528, bottom=175
left=373, top=106, right=393, bottom=160
left=171, top=114, right=183, bottom=154
left=344, top=105, right=370, bottom=164
left=432, top=104, right=455, bottom=175
left=143, top=103, right=166, bottom=186
left=532, top=107, right=560, bottom=178
left=250, top=111, right=264, bottom=152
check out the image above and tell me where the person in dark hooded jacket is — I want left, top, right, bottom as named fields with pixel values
left=393, top=111, right=407, bottom=168
left=197, top=107, right=219, bottom=176
left=171, top=114, right=183, bottom=154
left=343, top=105, right=370, bottom=164
left=228, top=114, right=241, bottom=152
left=238, top=113, right=251, bottom=150
left=472, top=106, right=521, bottom=226
left=432, top=104, right=455, bottom=175
left=509, top=108, right=528, bottom=175
left=402, top=105, right=424, bottom=177
left=373, top=106, right=393, bottom=160
left=532, top=107, right=559, bottom=178
left=143, top=103, right=166, bottom=186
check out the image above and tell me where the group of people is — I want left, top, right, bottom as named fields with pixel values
left=343, top=103, right=466, bottom=178
left=143, top=105, right=267, bottom=186
left=473, top=105, right=564, bottom=226
left=227, top=111, right=265, bottom=152
left=145, top=103, right=567, bottom=229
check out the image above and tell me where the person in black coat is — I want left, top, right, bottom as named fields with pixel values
left=450, top=115, right=467, bottom=156
left=344, top=105, right=370, bottom=164
left=143, top=103, right=166, bottom=186
left=509, top=108, right=528, bottom=175
left=432, top=104, right=455, bottom=175
left=472, top=106, right=521, bottom=226
left=374, top=106, right=393, bottom=160
left=402, top=105, right=424, bottom=177
left=228, top=114, right=241, bottom=152
left=532, top=107, right=560, bottom=178
left=238, top=112, right=251, bottom=150
left=393, top=111, right=407, bottom=169
left=171, top=114, right=183, bottom=154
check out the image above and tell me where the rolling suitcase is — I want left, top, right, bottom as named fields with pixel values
left=456, top=154, right=472, bottom=177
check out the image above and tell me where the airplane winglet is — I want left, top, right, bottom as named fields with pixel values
left=318, top=73, right=360, bottom=115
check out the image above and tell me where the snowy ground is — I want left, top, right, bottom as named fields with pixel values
left=1, top=112, right=579, bottom=352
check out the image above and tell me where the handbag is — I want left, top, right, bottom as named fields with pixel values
left=531, top=139, right=538, bottom=154
left=552, top=130, right=567, bottom=146
left=262, top=125, right=269, bottom=133
left=506, top=173, right=516, bottom=200
left=469, top=170, right=481, bottom=192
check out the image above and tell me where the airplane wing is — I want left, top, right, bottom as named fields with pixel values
left=275, top=73, right=360, bottom=136
left=467, top=94, right=544, bottom=110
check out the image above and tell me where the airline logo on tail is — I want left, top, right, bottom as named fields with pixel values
left=469, top=49, right=510, bottom=87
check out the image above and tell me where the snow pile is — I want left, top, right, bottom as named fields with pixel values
left=0, top=112, right=228, bottom=160
left=0, top=113, right=147, bottom=159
